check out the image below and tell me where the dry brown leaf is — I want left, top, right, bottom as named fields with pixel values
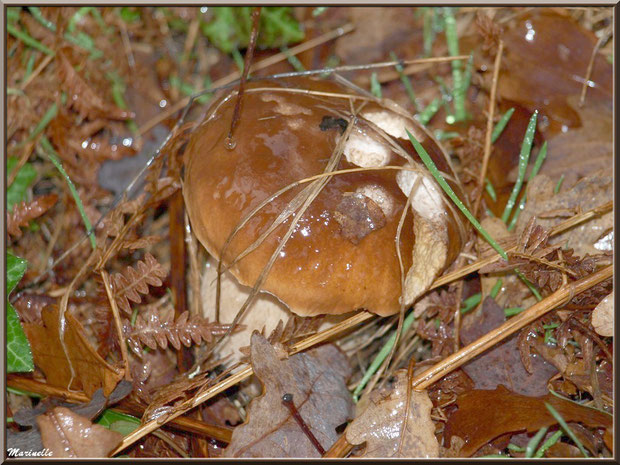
left=461, top=297, right=558, bottom=396
left=517, top=172, right=612, bottom=258
left=346, top=369, right=439, bottom=458
left=224, top=333, right=353, bottom=458
left=23, top=305, right=124, bottom=397
left=57, top=47, right=133, bottom=121
left=37, top=407, right=122, bottom=458
left=591, top=291, right=613, bottom=337
left=542, top=97, right=612, bottom=186
left=444, top=385, right=613, bottom=457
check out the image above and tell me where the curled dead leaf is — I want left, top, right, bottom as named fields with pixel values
left=346, top=369, right=439, bottom=458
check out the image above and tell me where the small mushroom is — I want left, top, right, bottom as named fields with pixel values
left=184, top=77, right=468, bottom=318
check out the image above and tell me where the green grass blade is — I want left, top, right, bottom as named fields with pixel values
left=491, top=107, right=515, bottom=143
left=406, top=129, right=508, bottom=260
left=7, top=23, right=55, bottom=56
left=370, top=72, right=382, bottom=98
left=28, top=6, right=56, bottom=31
left=504, top=307, right=524, bottom=317
left=533, top=430, right=562, bottom=458
left=352, top=310, right=416, bottom=401
left=444, top=7, right=466, bottom=121
left=501, top=111, right=538, bottom=223
left=390, top=51, right=419, bottom=111
left=416, top=98, right=441, bottom=126
left=40, top=136, right=97, bottom=249
left=485, top=178, right=497, bottom=202
left=490, top=278, right=503, bottom=298
left=525, top=426, right=548, bottom=458
left=508, top=141, right=547, bottom=231
left=554, top=174, right=565, bottom=194
left=28, top=102, right=58, bottom=141
left=281, top=45, right=305, bottom=72
left=544, top=402, right=589, bottom=457
left=460, top=292, right=482, bottom=314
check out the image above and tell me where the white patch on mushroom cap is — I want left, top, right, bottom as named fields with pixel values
left=396, top=169, right=444, bottom=220
left=343, top=129, right=392, bottom=167
left=260, top=92, right=312, bottom=116
left=355, top=184, right=395, bottom=217
left=361, top=109, right=428, bottom=143
left=361, top=110, right=410, bottom=140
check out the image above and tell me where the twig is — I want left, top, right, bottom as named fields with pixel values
left=100, top=270, right=130, bottom=380
left=5, top=375, right=233, bottom=443
left=412, top=265, right=612, bottom=391
left=323, top=433, right=353, bottom=458
left=20, top=54, right=54, bottom=90
left=109, top=310, right=373, bottom=456
left=430, top=199, right=613, bottom=289
left=473, top=40, right=503, bottom=217
left=323, top=264, right=612, bottom=458
left=226, top=6, right=261, bottom=147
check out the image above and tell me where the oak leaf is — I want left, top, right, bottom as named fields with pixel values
left=23, top=305, right=124, bottom=397
left=346, top=369, right=439, bottom=458
left=224, top=333, right=353, bottom=458
left=444, top=385, right=612, bottom=456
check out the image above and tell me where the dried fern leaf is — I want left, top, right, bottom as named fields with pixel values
left=110, top=253, right=167, bottom=314
left=128, top=310, right=230, bottom=354
left=7, top=194, right=58, bottom=239
left=56, top=47, right=133, bottom=121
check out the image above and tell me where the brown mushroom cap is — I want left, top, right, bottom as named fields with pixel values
left=184, top=77, right=466, bottom=317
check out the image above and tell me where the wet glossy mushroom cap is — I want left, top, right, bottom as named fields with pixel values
left=184, top=77, right=466, bottom=317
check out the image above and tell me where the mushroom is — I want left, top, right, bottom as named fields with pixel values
left=183, top=76, right=467, bottom=319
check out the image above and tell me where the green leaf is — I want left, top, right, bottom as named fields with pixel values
left=6, top=252, right=33, bottom=373
left=201, top=7, right=304, bottom=54
left=96, top=409, right=140, bottom=435
left=7, top=157, right=36, bottom=212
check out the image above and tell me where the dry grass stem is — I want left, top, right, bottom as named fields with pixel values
left=431, top=199, right=613, bottom=289
left=110, top=310, right=374, bottom=455
left=579, top=25, right=612, bottom=107
left=412, top=264, right=612, bottom=391
left=473, top=39, right=504, bottom=216
left=100, top=269, right=131, bottom=379
left=137, top=23, right=355, bottom=136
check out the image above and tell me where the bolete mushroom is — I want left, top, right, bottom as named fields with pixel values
left=184, top=76, right=467, bottom=318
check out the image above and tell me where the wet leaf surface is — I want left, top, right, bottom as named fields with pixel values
left=23, top=305, right=124, bottom=397
left=346, top=369, right=439, bottom=458
left=224, top=333, right=353, bottom=458
left=444, top=385, right=612, bottom=456
left=37, top=407, right=123, bottom=457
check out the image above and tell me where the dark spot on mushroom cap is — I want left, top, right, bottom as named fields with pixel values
left=319, top=115, right=348, bottom=135
left=333, top=192, right=387, bottom=245
left=183, top=76, right=466, bottom=317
